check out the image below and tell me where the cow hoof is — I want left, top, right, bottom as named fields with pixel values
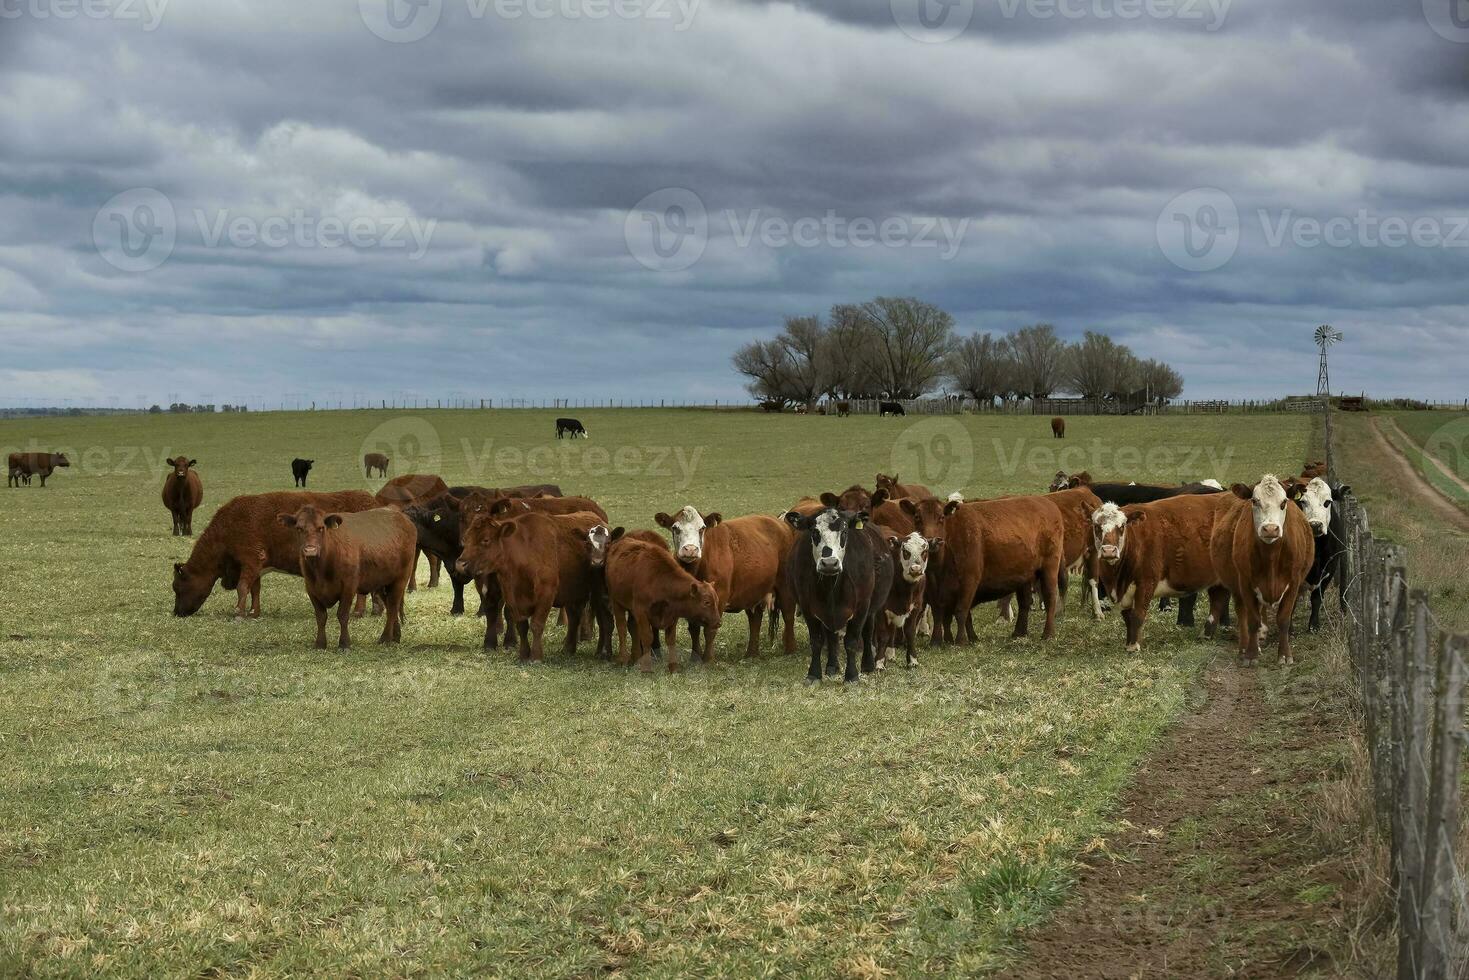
left=804, top=675, right=821, bottom=686
left=1280, top=655, right=1295, bottom=666
left=874, top=658, right=886, bottom=671
left=844, top=675, right=861, bottom=685
left=906, top=658, right=919, bottom=669
left=1125, top=643, right=1140, bottom=653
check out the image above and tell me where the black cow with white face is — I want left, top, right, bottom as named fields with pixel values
left=783, top=507, right=894, bottom=684
left=1294, top=476, right=1350, bottom=631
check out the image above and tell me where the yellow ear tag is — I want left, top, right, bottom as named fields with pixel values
left=433, top=514, right=442, bottom=523
left=854, top=520, right=864, bottom=529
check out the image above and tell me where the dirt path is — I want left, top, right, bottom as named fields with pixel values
left=1006, top=656, right=1350, bottom=978
left=1370, top=417, right=1469, bottom=531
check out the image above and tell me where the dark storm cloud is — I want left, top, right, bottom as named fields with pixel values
left=0, top=0, right=1465, bottom=407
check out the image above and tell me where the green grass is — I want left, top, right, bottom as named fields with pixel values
left=1385, top=409, right=1469, bottom=495
left=0, top=409, right=1316, bottom=976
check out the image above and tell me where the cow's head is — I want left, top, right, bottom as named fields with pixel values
left=875, top=473, right=902, bottom=495
left=821, top=487, right=871, bottom=514
left=1047, top=470, right=1070, bottom=493
left=405, top=496, right=458, bottom=549
left=167, top=456, right=197, bottom=478
left=893, top=532, right=929, bottom=583
left=1295, top=477, right=1334, bottom=536
left=457, top=515, right=516, bottom=576
left=1234, top=474, right=1293, bottom=544
left=1090, top=502, right=1135, bottom=564
left=171, top=562, right=216, bottom=616
left=785, top=507, right=866, bottom=577
left=900, top=496, right=960, bottom=554
left=655, top=505, right=720, bottom=564
left=52, top=452, right=70, bottom=468
left=586, top=524, right=615, bottom=568
left=277, top=504, right=342, bottom=561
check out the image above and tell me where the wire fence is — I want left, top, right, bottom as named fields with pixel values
left=1327, top=402, right=1469, bottom=978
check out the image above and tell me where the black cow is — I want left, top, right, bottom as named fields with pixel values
left=1295, top=477, right=1350, bottom=631
left=1052, top=471, right=1223, bottom=506
left=291, top=458, right=314, bottom=487
left=783, top=507, right=894, bottom=684
left=403, top=487, right=485, bottom=616
left=879, top=401, right=906, bottom=417
left=555, top=417, right=588, bottom=439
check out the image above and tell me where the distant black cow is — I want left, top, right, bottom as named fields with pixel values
left=836, top=402, right=851, bottom=417
left=759, top=401, right=783, bottom=413
left=291, top=458, right=314, bottom=487
left=1295, top=476, right=1350, bottom=631
left=879, top=401, right=905, bottom=417
left=1052, top=471, right=1223, bottom=506
left=783, top=507, right=894, bottom=684
left=555, top=417, right=588, bottom=439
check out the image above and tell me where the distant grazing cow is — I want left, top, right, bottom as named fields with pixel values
left=836, top=402, right=851, bottom=417
left=875, top=473, right=935, bottom=500
left=1053, top=471, right=1224, bottom=506
left=376, top=474, right=451, bottom=590
left=783, top=507, right=894, bottom=683
left=161, top=456, right=203, bottom=536
left=277, top=505, right=416, bottom=649
left=1089, top=495, right=1236, bottom=652
left=1301, top=460, right=1328, bottom=480
left=759, top=401, right=783, bottom=413
left=363, top=453, right=389, bottom=478
left=173, top=490, right=378, bottom=617
left=291, top=458, right=314, bottom=487
left=457, top=509, right=608, bottom=662
left=874, top=529, right=929, bottom=670
left=1210, top=476, right=1314, bottom=666
left=474, top=493, right=609, bottom=523
left=879, top=401, right=905, bottom=417
left=602, top=528, right=722, bottom=671
left=8, top=452, right=69, bottom=488
left=1295, top=476, right=1350, bottom=632
left=654, top=506, right=796, bottom=661
left=556, top=417, right=588, bottom=439
left=1051, top=417, right=1066, bottom=439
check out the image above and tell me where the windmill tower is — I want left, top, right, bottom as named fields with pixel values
left=1315, top=325, right=1343, bottom=396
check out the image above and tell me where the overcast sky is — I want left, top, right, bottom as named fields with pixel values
left=1, top=0, right=1466, bottom=407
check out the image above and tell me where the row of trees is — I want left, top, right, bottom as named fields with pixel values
left=732, top=298, right=1184, bottom=408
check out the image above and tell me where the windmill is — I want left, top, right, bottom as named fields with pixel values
left=1315, top=325, right=1343, bottom=396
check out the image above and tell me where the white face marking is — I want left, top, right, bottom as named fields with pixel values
left=1251, top=475, right=1290, bottom=544
left=1298, top=478, right=1332, bottom=535
left=811, top=510, right=847, bottom=574
left=947, top=491, right=964, bottom=503
left=587, top=524, right=610, bottom=567
left=1092, top=503, right=1128, bottom=563
left=669, top=505, right=706, bottom=562
left=899, top=532, right=929, bottom=583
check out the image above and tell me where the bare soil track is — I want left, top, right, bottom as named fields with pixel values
left=1007, top=656, right=1354, bottom=978
left=1372, top=417, right=1469, bottom=528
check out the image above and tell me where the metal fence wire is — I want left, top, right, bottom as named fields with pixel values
left=1327, top=403, right=1469, bottom=979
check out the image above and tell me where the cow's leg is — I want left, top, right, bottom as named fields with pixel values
left=336, top=596, right=353, bottom=649
left=846, top=613, right=867, bottom=683
left=803, top=615, right=825, bottom=683
left=687, top=621, right=701, bottom=661
left=1124, top=583, right=1154, bottom=652
left=613, top=605, right=631, bottom=666
left=998, top=596, right=1014, bottom=623
left=1308, top=582, right=1323, bottom=632
left=562, top=603, right=582, bottom=656
left=351, top=593, right=366, bottom=618
left=1277, top=584, right=1302, bottom=666
left=311, top=597, right=328, bottom=649
left=449, top=572, right=467, bottom=616
left=873, top=616, right=889, bottom=671
left=514, top=617, right=531, bottom=661
left=745, top=605, right=764, bottom=660
left=529, top=605, right=551, bottom=662
left=1012, top=582, right=1033, bottom=639
left=1040, top=562, right=1061, bottom=640
left=591, top=592, right=614, bottom=660
left=1176, top=592, right=1198, bottom=628
left=858, top=608, right=877, bottom=675
left=406, top=549, right=419, bottom=593
left=904, top=610, right=920, bottom=668
left=1205, top=587, right=1228, bottom=638
left=382, top=575, right=409, bottom=644
left=426, top=553, right=441, bottom=588
left=1235, top=592, right=1258, bottom=667
left=247, top=572, right=263, bottom=618
left=663, top=618, right=680, bottom=673
left=825, top=624, right=842, bottom=679
left=780, top=589, right=797, bottom=655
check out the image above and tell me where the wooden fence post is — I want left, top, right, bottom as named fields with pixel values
left=1419, top=633, right=1465, bottom=979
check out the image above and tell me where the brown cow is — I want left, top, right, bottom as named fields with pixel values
left=173, top=490, right=378, bottom=617
left=363, top=452, right=390, bottom=478
left=586, top=525, right=677, bottom=658
left=277, top=505, right=416, bottom=648
left=653, top=506, right=796, bottom=661
left=1300, top=460, right=1328, bottom=480
left=1041, top=486, right=1105, bottom=619
left=930, top=496, right=1065, bottom=642
left=1051, top=417, right=1066, bottom=439
left=469, top=492, right=608, bottom=523
left=1210, top=475, right=1314, bottom=666
left=874, top=528, right=929, bottom=669
left=8, top=451, right=69, bottom=487
left=787, top=487, right=872, bottom=520
left=375, top=474, right=450, bottom=589
left=603, top=529, right=722, bottom=671
left=456, top=509, right=609, bottom=662
left=1089, top=494, right=1236, bottom=653
left=875, top=473, right=935, bottom=500
left=161, top=456, right=204, bottom=536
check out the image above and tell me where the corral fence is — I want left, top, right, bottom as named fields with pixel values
left=1327, top=402, right=1469, bottom=978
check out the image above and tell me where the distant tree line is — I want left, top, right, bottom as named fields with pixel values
left=732, top=297, right=1184, bottom=409
left=147, top=404, right=249, bottom=414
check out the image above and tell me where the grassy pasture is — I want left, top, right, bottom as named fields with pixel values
left=0, top=409, right=1315, bottom=977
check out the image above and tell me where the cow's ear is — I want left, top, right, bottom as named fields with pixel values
left=1230, top=483, right=1254, bottom=500
left=1337, top=483, right=1351, bottom=498
left=943, top=499, right=961, bottom=517
left=165, top=456, right=178, bottom=466
left=654, top=512, right=674, bottom=528
left=870, top=488, right=889, bottom=508
left=1284, top=479, right=1307, bottom=500
left=324, top=514, right=344, bottom=529
left=1123, top=507, right=1146, bottom=525
left=704, top=513, right=723, bottom=528
left=853, top=510, right=870, bottom=528
left=783, top=510, right=804, bottom=530
left=277, top=514, right=297, bottom=528
left=490, top=500, right=512, bottom=517
left=688, top=582, right=701, bottom=598
left=442, top=495, right=460, bottom=511
left=498, top=522, right=516, bottom=538
left=819, top=492, right=840, bottom=508
left=899, top=498, right=918, bottom=517
left=188, top=459, right=198, bottom=467
left=610, top=527, right=626, bottom=541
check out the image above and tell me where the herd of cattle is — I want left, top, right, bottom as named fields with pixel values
left=11, top=436, right=1350, bottom=677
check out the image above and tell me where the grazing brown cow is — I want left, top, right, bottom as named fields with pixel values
left=654, top=506, right=796, bottom=661
left=363, top=452, right=390, bottom=478
left=1300, top=460, right=1328, bottom=480
left=457, top=510, right=609, bottom=662
left=930, top=496, right=1065, bottom=643
left=375, top=474, right=450, bottom=589
left=603, top=529, right=722, bottom=671
left=8, top=451, right=69, bottom=487
left=1051, top=417, right=1066, bottom=439
left=786, top=487, right=872, bottom=521
left=875, top=473, right=935, bottom=500
left=277, top=505, right=416, bottom=649
left=469, top=492, right=608, bottom=523
left=173, top=490, right=378, bottom=617
left=1210, top=475, right=1314, bottom=666
left=874, top=528, right=929, bottom=669
left=161, top=456, right=203, bottom=536
left=1090, top=494, right=1237, bottom=652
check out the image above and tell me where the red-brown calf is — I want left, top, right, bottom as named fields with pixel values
left=604, top=530, right=721, bottom=671
left=161, top=456, right=203, bottom=536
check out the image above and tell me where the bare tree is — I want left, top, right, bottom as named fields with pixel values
left=732, top=339, right=795, bottom=406
left=854, top=297, right=956, bottom=399
left=1007, top=323, right=1067, bottom=398
left=1138, top=358, right=1184, bottom=402
left=948, top=333, right=1012, bottom=409
left=824, top=304, right=881, bottom=399
left=775, top=315, right=828, bottom=408
left=1065, top=331, right=1137, bottom=401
